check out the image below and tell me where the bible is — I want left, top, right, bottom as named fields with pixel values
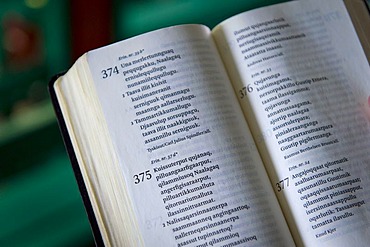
left=49, top=0, right=370, bottom=246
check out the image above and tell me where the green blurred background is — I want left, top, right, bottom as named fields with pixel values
left=1, top=0, right=368, bottom=246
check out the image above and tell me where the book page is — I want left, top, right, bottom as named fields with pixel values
left=87, top=25, right=295, bottom=246
left=213, top=0, right=370, bottom=246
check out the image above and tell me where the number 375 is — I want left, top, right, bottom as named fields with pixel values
left=133, top=170, right=152, bottom=184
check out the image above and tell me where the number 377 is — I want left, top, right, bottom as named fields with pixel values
left=276, top=177, right=289, bottom=192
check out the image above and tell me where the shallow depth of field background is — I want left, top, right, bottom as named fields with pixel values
left=1, top=0, right=368, bottom=246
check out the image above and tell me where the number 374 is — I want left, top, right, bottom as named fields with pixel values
left=101, top=66, right=119, bottom=79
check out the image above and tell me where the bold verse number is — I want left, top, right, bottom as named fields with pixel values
left=101, top=66, right=119, bottom=79
left=133, top=170, right=152, bottom=184
left=276, top=177, right=289, bottom=192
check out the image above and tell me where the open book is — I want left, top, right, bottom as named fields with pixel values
left=49, top=0, right=370, bottom=246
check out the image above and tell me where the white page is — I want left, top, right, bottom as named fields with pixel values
left=87, top=25, right=295, bottom=246
left=213, top=0, right=370, bottom=246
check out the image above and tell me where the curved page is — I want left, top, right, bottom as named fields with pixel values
left=213, top=0, right=370, bottom=246
left=87, top=25, right=294, bottom=246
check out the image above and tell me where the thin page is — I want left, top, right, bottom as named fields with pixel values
left=213, top=0, right=370, bottom=246
left=87, top=25, right=294, bottom=246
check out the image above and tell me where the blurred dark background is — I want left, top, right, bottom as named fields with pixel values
left=1, top=0, right=368, bottom=246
